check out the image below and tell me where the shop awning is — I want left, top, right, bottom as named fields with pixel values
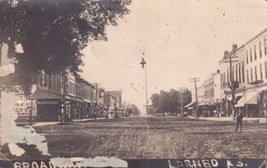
left=83, top=99, right=92, bottom=103
left=184, top=101, right=196, bottom=108
left=235, top=92, right=259, bottom=107
left=198, top=101, right=206, bottom=106
left=32, top=89, right=62, bottom=100
left=66, top=95, right=83, bottom=103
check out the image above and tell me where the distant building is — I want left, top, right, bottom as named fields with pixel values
left=32, top=71, right=102, bottom=121
left=104, top=91, right=122, bottom=110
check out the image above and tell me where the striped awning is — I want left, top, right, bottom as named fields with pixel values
left=184, top=101, right=196, bottom=108
left=235, top=92, right=259, bottom=107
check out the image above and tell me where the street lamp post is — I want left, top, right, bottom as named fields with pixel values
left=140, top=55, right=148, bottom=115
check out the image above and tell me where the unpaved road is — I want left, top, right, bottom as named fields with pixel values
left=1, top=116, right=266, bottom=160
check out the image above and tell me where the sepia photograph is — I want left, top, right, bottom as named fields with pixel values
left=0, top=0, right=267, bottom=167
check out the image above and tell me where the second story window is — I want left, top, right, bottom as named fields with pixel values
left=238, top=63, right=241, bottom=83
left=48, top=74, right=52, bottom=89
left=242, top=61, right=245, bottom=83
left=40, top=70, right=45, bottom=87
left=254, top=45, right=257, bottom=60
left=246, top=50, right=248, bottom=64
left=260, top=64, right=263, bottom=80
left=54, top=75, right=57, bottom=91
left=255, top=66, right=258, bottom=81
left=250, top=48, right=252, bottom=62
left=247, top=70, right=249, bottom=84
left=259, top=41, right=262, bottom=58
left=251, top=68, right=253, bottom=82
left=235, top=64, right=238, bottom=82
left=264, top=37, right=267, bottom=55
left=227, top=69, right=229, bottom=83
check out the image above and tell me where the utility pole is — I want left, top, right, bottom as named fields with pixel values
left=190, top=78, right=200, bottom=118
left=94, top=83, right=100, bottom=116
left=62, top=71, right=67, bottom=124
left=223, top=44, right=238, bottom=118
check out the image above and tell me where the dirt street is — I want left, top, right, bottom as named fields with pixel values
left=1, top=116, right=267, bottom=160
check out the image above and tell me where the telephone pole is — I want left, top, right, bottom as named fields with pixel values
left=190, top=78, right=200, bottom=118
left=223, top=44, right=238, bottom=118
left=94, top=83, right=101, bottom=108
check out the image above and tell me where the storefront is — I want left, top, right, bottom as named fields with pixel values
left=32, top=89, right=62, bottom=121
left=66, top=96, right=83, bottom=121
left=235, top=91, right=259, bottom=117
left=259, top=90, right=267, bottom=117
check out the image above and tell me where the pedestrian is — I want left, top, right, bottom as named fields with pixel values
left=235, top=110, right=244, bottom=131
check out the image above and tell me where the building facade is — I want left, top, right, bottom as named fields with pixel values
left=104, top=91, right=122, bottom=110
left=240, top=29, right=267, bottom=117
left=32, top=71, right=63, bottom=121
left=218, top=28, right=267, bottom=117
left=32, top=71, right=104, bottom=121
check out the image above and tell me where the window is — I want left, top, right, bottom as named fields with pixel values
left=251, top=68, right=253, bottom=82
left=247, top=70, right=249, bottom=84
left=235, top=64, right=238, bottom=82
left=227, top=69, right=229, bottom=83
left=54, top=75, right=57, bottom=91
left=242, top=61, right=245, bottom=83
left=57, top=76, right=60, bottom=91
left=254, top=45, right=257, bottom=60
left=40, top=72, right=43, bottom=86
left=48, top=74, right=52, bottom=89
left=264, top=38, right=267, bottom=55
left=232, top=66, right=234, bottom=81
left=250, top=48, right=252, bottom=62
left=44, top=73, right=47, bottom=87
left=246, top=50, right=248, bottom=64
left=260, top=64, right=263, bottom=80
left=68, top=82, right=72, bottom=94
left=220, top=74, right=223, bottom=89
left=255, top=66, right=258, bottom=81
left=40, top=70, right=45, bottom=86
left=238, top=63, right=241, bottom=83
left=259, top=41, right=262, bottom=58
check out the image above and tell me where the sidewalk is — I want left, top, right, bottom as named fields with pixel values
left=197, top=117, right=267, bottom=123
left=31, top=117, right=107, bottom=127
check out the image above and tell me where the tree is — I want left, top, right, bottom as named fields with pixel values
left=0, top=0, right=131, bottom=95
left=150, top=88, right=192, bottom=115
left=179, top=88, right=192, bottom=109
left=128, top=104, right=140, bottom=116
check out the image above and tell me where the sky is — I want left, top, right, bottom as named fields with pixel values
left=80, top=0, right=267, bottom=114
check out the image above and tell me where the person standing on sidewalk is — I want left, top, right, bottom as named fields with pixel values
left=235, top=110, right=244, bottom=131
